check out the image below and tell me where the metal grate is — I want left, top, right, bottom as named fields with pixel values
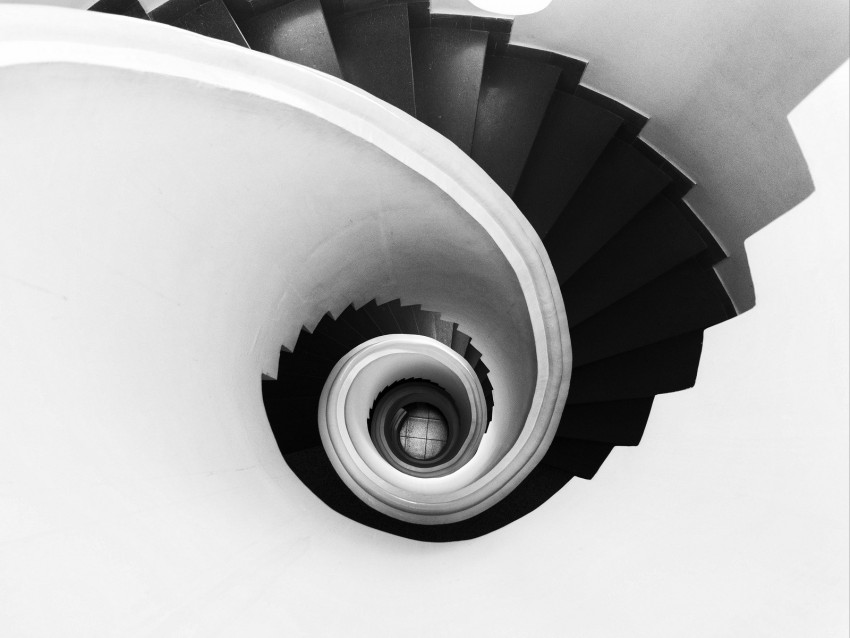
left=398, top=403, right=448, bottom=461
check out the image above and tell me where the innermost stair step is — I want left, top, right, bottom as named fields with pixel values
left=327, top=4, right=416, bottom=116
left=239, top=0, right=342, bottom=77
left=410, top=27, right=488, bottom=153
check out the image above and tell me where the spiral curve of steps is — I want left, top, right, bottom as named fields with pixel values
left=87, top=0, right=738, bottom=541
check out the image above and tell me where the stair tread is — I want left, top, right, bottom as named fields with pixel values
left=362, top=300, right=401, bottom=334
left=315, top=311, right=362, bottom=351
left=328, top=4, right=416, bottom=116
left=567, top=331, right=704, bottom=403
left=151, top=0, right=249, bottom=46
left=574, top=85, right=647, bottom=140
left=89, top=0, right=149, bottom=19
left=570, top=263, right=734, bottom=367
left=387, top=300, right=419, bottom=335
left=434, top=318, right=453, bottom=346
left=410, top=27, right=488, bottom=153
left=556, top=398, right=654, bottom=446
left=450, top=328, right=471, bottom=358
left=240, top=0, right=342, bottom=77
left=542, top=438, right=613, bottom=479
left=513, top=91, right=623, bottom=238
left=262, top=386, right=322, bottom=453
left=415, top=309, right=438, bottom=340
left=543, top=138, right=671, bottom=282
left=470, top=55, right=560, bottom=195
left=561, top=196, right=709, bottom=326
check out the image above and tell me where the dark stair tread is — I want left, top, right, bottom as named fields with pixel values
left=387, top=300, right=419, bottom=335
left=632, top=138, right=696, bottom=199
left=272, top=372, right=327, bottom=397
left=340, top=303, right=383, bottom=341
left=296, top=327, right=349, bottom=362
left=415, top=309, right=438, bottom=340
left=434, top=318, right=453, bottom=347
left=89, top=0, right=149, bottom=18
left=676, top=199, right=728, bottom=266
left=450, top=328, right=471, bottom=358
left=261, top=388, right=322, bottom=453
left=513, top=91, right=623, bottom=238
left=410, top=27, right=488, bottom=153
left=543, top=138, right=671, bottom=282
left=150, top=0, right=249, bottom=46
left=239, top=0, right=343, bottom=77
left=314, top=312, right=362, bottom=351
left=502, top=44, right=586, bottom=94
left=470, top=55, right=560, bottom=195
left=574, top=85, right=647, bottom=140
left=570, top=263, right=735, bottom=367
left=277, top=347, right=337, bottom=378
left=327, top=4, right=416, bottom=116
left=362, top=300, right=401, bottom=334
left=542, top=438, right=613, bottom=479
left=561, top=196, right=709, bottom=326
left=567, top=331, right=704, bottom=403
left=464, top=343, right=482, bottom=368
left=556, top=398, right=654, bottom=446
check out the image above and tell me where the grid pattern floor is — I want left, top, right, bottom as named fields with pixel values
left=398, top=403, right=448, bottom=461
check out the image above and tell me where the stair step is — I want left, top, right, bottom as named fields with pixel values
left=574, top=85, right=647, bottom=140
left=542, top=438, right=613, bottom=479
left=409, top=27, right=488, bottom=153
left=556, top=397, right=654, bottom=446
left=150, top=0, right=249, bottom=46
left=297, top=327, right=349, bottom=362
left=543, top=138, right=671, bottom=282
left=262, top=386, right=322, bottom=453
left=388, top=301, right=420, bottom=335
left=314, top=312, right=362, bottom=351
left=464, top=343, right=482, bottom=368
left=470, top=55, right=560, bottom=195
left=89, top=0, right=148, bottom=19
left=561, top=196, right=709, bottom=326
left=327, top=4, right=416, bottom=116
left=502, top=44, right=586, bottom=94
left=567, top=331, right=704, bottom=403
left=336, top=303, right=380, bottom=341
left=632, top=138, right=696, bottom=199
left=239, top=0, right=342, bottom=77
left=415, top=309, right=438, bottom=340
left=450, top=328, right=471, bottom=358
left=276, top=347, right=337, bottom=378
left=434, top=318, right=453, bottom=346
left=273, top=372, right=327, bottom=397
left=513, top=91, right=622, bottom=238
left=570, top=264, right=734, bottom=367
left=362, top=300, right=401, bottom=334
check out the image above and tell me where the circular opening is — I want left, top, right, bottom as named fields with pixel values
left=398, top=402, right=448, bottom=461
left=467, top=0, right=552, bottom=16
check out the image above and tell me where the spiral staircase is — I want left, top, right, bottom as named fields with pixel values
left=80, top=0, right=741, bottom=541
